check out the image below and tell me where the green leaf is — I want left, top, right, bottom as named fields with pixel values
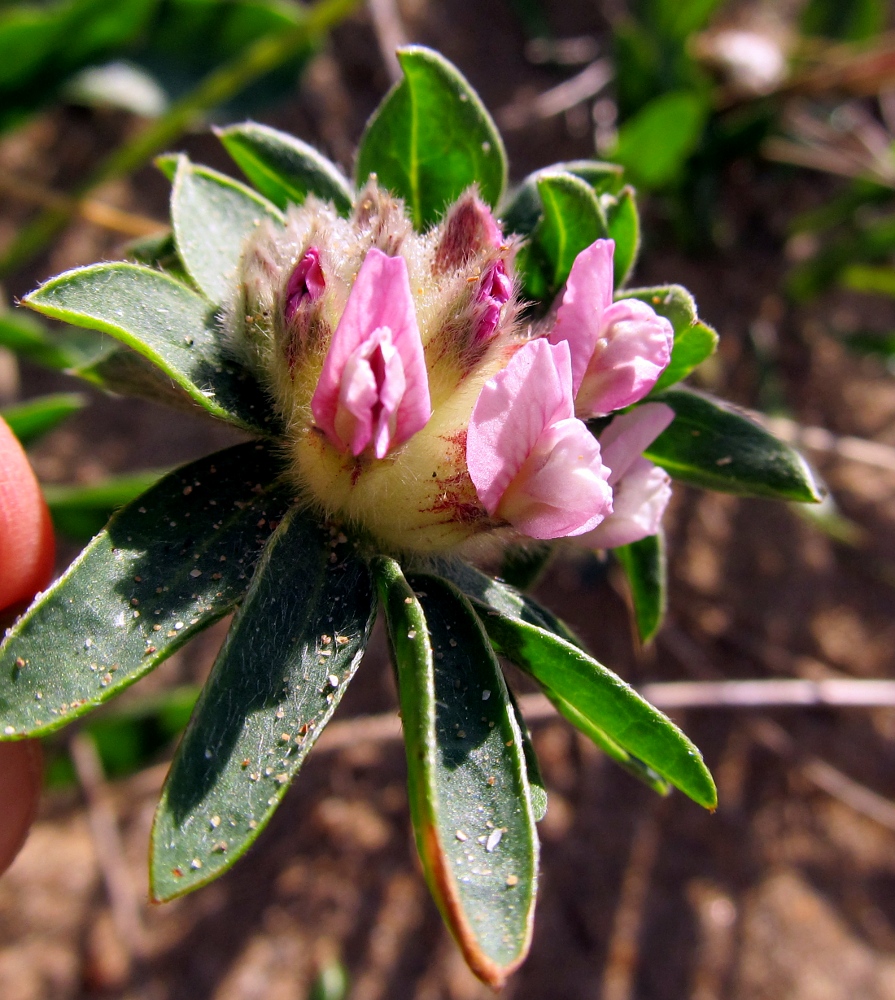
left=151, top=509, right=375, bottom=902
left=0, top=307, right=112, bottom=372
left=505, top=685, right=548, bottom=822
left=169, top=154, right=283, bottom=304
left=516, top=171, right=607, bottom=300
left=644, top=389, right=825, bottom=502
left=374, top=560, right=538, bottom=989
left=624, top=285, right=718, bottom=391
left=217, top=121, right=353, bottom=215
left=615, top=533, right=666, bottom=644
left=611, top=91, right=709, bottom=189
left=0, top=441, right=293, bottom=738
left=44, top=469, right=169, bottom=542
left=801, top=0, right=885, bottom=40
left=470, top=603, right=716, bottom=808
left=498, top=544, right=552, bottom=592
left=432, top=562, right=670, bottom=796
left=1, top=392, right=86, bottom=446
left=22, top=262, right=278, bottom=434
left=604, top=185, right=640, bottom=287
left=124, top=229, right=192, bottom=284
left=356, top=46, right=506, bottom=229
left=501, top=160, right=623, bottom=238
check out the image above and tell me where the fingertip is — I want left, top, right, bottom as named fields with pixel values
left=0, top=416, right=55, bottom=613
left=0, top=739, right=42, bottom=875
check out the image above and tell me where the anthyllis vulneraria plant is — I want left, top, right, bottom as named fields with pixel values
left=1, top=48, right=822, bottom=988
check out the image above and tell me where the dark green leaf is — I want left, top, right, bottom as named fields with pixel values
left=471, top=602, right=716, bottom=808
left=124, top=229, right=192, bottom=284
left=23, top=262, right=278, bottom=434
left=217, top=121, right=353, bottom=215
left=44, top=469, right=169, bottom=542
left=623, top=285, right=718, bottom=391
left=151, top=509, right=375, bottom=901
left=604, top=185, right=640, bottom=287
left=801, top=0, right=885, bottom=40
left=0, top=441, right=293, bottom=738
left=1, top=392, right=86, bottom=446
left=374, top=559, right=537, bottom=989
left=498, top=545, right=552, bottom=592
left=644, top=389, right=825, bottom=502
left=505, top=685, right=548, bottom=822
left=615, top=533, right=666, bottom=644
left=432, top=562, right=669, bottom=795
left=169, top=154, right=283, bottom=304
left=611, top=91, right=709, bottom=189
left=356, top=46, right=506, bottom=229
left=516, top=171, right=607, bottom=300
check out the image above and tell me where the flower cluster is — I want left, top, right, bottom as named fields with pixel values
left=229, top=184, right=674, bottom=556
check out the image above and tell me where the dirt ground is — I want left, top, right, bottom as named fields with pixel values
left=2, top=2, right=895, bottom=998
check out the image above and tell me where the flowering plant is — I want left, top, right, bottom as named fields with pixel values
left=0, top=48, right=821, bottom=987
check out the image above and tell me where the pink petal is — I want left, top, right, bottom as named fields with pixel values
left=578, top=458, right=671, bottom=549
left=284, top=246, right=325, bottom=322
left=497, top=418, right=613, bottom=538
left=467, top=338, right=572, bottom=514
left=548, top=239, right=616, bottom=395
left=599, top=402, right=674, bottom=485
left=574, top=299, right=674, bottom=417
left=467, top=338, right=613, bottom=539
left=311, top=249, right=430, bottom=456
left=473, top=259, right=512, bottom=344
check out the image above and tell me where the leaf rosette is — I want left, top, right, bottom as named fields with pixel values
left=1, top=46, right=822, bottom=987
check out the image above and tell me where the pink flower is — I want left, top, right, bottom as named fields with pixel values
left=284, top=246, right=325, bottom=322
left=473, top=259, right=512, bottom=344
left=467, top=337, right=612, bottom=539
left=434, top=191, right=504, bottom=272
left=577, top=403, right=674, bottom=549
left=548, top=240, right=673, bottom=417
left=311, top=248, right=431, bottom=459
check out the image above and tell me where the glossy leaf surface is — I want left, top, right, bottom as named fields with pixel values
left=472, top=602, right=716, bottom=808
left=0, top=442, right=292, bottom=738
left=645, top=390, right=825, bottom=502
left=23, top=262, right=277, bottom=433
left=169, top=154, right=283, bottom=304
left=375, top=560, right=537, bottom=989
left=1, top=392, right=86, bottom=446
left=439, top=563, right=670, bottom=795
left=356, top=47, right=506, bottom=229
left=218, top=121, right=353, bottom=214
left=615, top=533, right=666, bottom=644
left=151, top=509, right=375, bottom=901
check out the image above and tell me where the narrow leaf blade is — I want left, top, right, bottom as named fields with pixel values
left=644, top=390, right=825, bottom=502
left=151, top=510, right=375, bottom=901
left=615, top=533, right=667, bottom=644
left=374, top=559, right=538, bottom=989
left=471, top=603, right=716, bottom=808
left=356, top=46, right=506, bottom=228
left=23, top=262, right=278, bottom=433
left=604, top=185, right=640, bottom=287
left=0, top=442, right=292, bottom=737
left=217, top=121, right=353, bottom=214
left=170, top=154, right=283, bottom=304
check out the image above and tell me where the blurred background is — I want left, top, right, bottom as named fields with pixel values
left=2, top=1, right=895, bottom=997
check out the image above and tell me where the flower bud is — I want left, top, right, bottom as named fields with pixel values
left=434, top=190, right=504, bottom=272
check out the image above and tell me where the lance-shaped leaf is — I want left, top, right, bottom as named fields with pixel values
left=615, top=533, right=666, bottom=644
left=125, top=229, right=192, bottom=285
left=356, top=46, right=506, bottom=229
left=151, top=509, right=375, bottom=901
left=644, top=389, right=825, bottom=502
left=623, top=285, right=718, bottom=392
left=604, top=185, right=640, bottom=287
left=217, top=121, right=353, bottom=215
left=438, top=562, right=670, bottom=796
left=515, top=171, right=607, bottom=301
left=505, top=685, right=548, bottom=822
left=168, top=154, right=283, bottom=305
left=469, top=601, right=716, bottom=808
left=374, top=559, right=538, bottom=990
left=0, top=306, right=112, bottom=372
left=0, top=442, right=293, bottom=738
left=44, top=469, right=168, bottom=542
left=22, top=262, right=278, bottom=434
left=1, top=392, right=86, bottom=445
